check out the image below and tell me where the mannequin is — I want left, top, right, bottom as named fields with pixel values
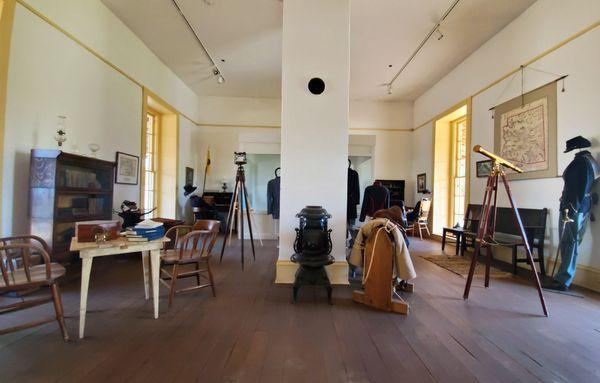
left=347, top=159, right=360, bottom=225
left=267, top=167, right=281, bottom=237
left=359, top=180, right=390, bottom=222
left=544, top=136, right=599, bottom=291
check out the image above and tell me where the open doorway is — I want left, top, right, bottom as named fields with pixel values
left=431, top=102, right=471, bottom=236
left=348, top=135, right=375, bottom=228
left=141, top=89, right=179, bottom=218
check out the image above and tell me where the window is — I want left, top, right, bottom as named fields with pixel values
left=142, top=112, right=159, bottom=218
left=452, top=117, right=467, bottom=226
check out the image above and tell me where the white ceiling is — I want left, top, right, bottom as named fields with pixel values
left=102, top=0, right=536, bottom=101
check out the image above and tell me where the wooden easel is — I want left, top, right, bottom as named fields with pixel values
left=352, top=227, right=412, bottom=315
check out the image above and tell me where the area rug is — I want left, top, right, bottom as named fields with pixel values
left=420, top=254, right=513, bottom=279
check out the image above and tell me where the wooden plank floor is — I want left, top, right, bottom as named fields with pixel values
left=1, top=238, right=599, bottom=383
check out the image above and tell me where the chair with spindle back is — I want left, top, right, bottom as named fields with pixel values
left=160, top=225, right=220, bottom=308
left=192, top=219, right=221, bottom=255
left=163, top=225, right=193, bottom=251
left=0, top=235, right=69, bottom=341
left=406, top=198, right=432, bottom=240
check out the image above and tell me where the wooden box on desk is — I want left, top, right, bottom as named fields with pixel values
left=75, top=220, right=121, bottom=242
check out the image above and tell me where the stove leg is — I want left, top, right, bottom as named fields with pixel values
left=326, top=284, right=332, bottom=304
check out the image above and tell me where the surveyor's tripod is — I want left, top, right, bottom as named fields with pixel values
left=463, top=161, right=548, bottom=317
left=219, top=164, right=256, bottom=269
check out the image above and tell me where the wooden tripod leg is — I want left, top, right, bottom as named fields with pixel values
left=464, top=173, right=496, bottom=299
left=241, top=182, right=256, bottom=260
left=219, top=180, right=239, bottom=262
left=240, top=185, right=245, bottom=270
left=500, top=173, right=549, bottom=317
left=484, top=244, right=492, bottom=288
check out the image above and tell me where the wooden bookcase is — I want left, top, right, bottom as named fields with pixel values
left=378, top=179, right=405, bottom=207
left=29, top=150, right=115, bottom=263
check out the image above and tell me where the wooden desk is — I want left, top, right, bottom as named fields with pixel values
left=70, top=237, right=168, bottom=339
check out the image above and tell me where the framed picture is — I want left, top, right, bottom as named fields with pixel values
left=185, top=167, right=194, bottom=186
left=115, top=152, right=139, bottom=185
left=476, top=160, right=493, bottom=178
left=493, top=81, right=557, bottom=180
left=417, top=173, right=426, bottom=193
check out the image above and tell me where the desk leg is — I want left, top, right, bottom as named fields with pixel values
left=141, top=251, right=150, bottom=299
left=150, top=249, right=160, bottom=319
left=79, top=256, right=93, bottom=339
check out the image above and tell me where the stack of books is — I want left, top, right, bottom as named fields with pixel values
left=122, top=219, right=165, bottom=242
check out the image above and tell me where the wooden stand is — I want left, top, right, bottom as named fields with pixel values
left=352, top=227, right=411, bottom=315
left=463, top=162, right=548, bottom=317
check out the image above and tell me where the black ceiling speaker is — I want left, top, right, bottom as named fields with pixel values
left=308, top=77, right=325, bottom=95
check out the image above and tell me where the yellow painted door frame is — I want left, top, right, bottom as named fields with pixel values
left=0, top=0, right=16, bottom=233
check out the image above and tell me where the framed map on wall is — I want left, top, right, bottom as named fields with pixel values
left=493, top=81, right=557, bottom=180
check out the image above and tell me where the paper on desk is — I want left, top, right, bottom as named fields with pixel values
left=135, top=219, right=164, bottom=229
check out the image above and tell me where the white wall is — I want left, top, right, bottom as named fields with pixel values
left=2, top=0, right=202, bottom=235
left=412, top=0, right=600, bottom=279
left=25, top=0, right=201, bottom=121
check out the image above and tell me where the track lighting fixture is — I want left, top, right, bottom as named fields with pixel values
left=212, top=68, right=225, bottom=84
left=172, top=0, right=226, bottom=84
left=385, top=0, right=460, bottom=95
left=387, top=84, right=393, bottom=95
left=435, top=27, right=444, bottom=41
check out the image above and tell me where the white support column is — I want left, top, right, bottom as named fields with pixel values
left=276, top=0, right=350, bottom=284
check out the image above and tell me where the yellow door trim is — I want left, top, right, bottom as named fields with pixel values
left=0, top=0, right=16, bottom=233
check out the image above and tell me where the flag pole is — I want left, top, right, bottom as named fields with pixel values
left=202, top=147, right=211, bottom=194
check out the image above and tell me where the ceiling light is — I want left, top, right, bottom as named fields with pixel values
left=385, top=0, right=460, bottom=95
left=217, top=75, right=225, bottom=84
left=436, top=27, right=444, bottom=41
left=387, top=84, right=393, bottom=95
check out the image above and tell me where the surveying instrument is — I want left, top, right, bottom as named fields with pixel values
left=219, top=152, right=257, bottom=269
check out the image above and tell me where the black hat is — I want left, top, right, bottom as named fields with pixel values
left=183, top=183, right=197, bottom=197
left=565, top=136, right=591, bottom=153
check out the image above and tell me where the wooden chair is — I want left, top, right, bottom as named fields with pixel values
left=163, top=225, right=193, bottom=251
left=159, top=225, right=220, bottom=308
left=193, top=219, right=221, bottom=255
left=0, top=235, right=69, bottom=341
left=442, top=204, right=482, bottom=255
left=406, top=198, right=431, bottom=240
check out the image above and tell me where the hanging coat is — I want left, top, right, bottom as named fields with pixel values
left=349, top=218, right=416, bottom=281
left=267, top=176, right=281, bottom=219
left=359, top=184, right=390, bottom=221
left=347, top=168, right=360, bottom=220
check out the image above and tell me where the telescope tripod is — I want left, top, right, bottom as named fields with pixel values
left=219, top=164, right=256, bottom=270
left=463, top=162, right=548, bottom=317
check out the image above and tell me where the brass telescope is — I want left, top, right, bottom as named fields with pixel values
left=473, top=145, right=523, bottom=173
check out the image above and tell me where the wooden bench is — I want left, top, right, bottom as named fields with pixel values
left=459, top=205, right=548, bottom=275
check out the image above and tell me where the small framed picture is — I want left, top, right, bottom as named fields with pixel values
left=185, top=167, right=194, bottom=185
left=476, top=160, right=493, bottom=178
left=115, top=152, right=139, bottom=185
left=417, top=173, right=426, bottom=193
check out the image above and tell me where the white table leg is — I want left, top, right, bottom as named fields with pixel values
left=150, top=249, right=160, bottom=319
left=79, top=256, right=93, bottom=339
left=141, top=250, right=150, bottom=299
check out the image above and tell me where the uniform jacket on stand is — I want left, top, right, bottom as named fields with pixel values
left=359, top=183, right=390, bottom=222
left=267, top=176, right=281, bottom=219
